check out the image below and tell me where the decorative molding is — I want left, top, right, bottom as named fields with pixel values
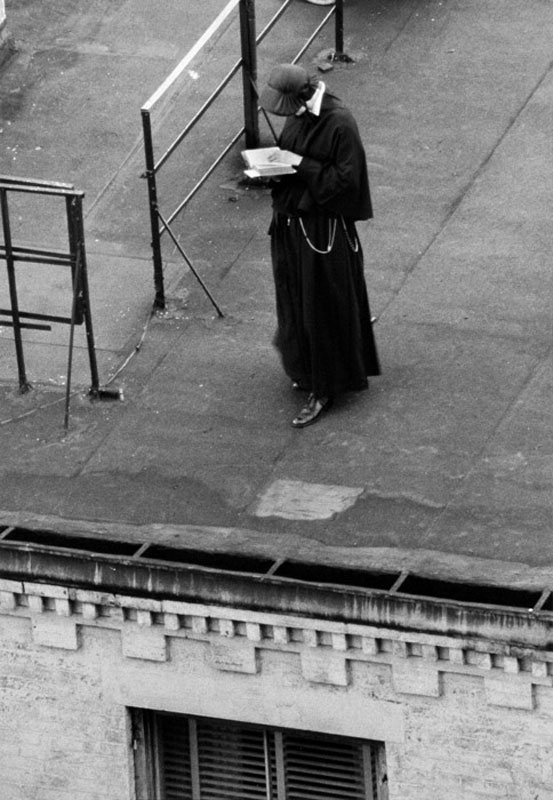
left=31, top=614, right=79, bottom=651
left=485, top=676, right=534, bottom=710
left=208, top=640, right=258, bottom=674
left=0, top=579, right=551, bottom=708
left=301, top=649, right=349, bottom=686
left=122, top=625, right=167, bottom=662
left=392, top=658, right=441, bottom=698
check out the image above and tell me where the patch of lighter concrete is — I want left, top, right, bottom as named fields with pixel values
left=252, top=479, right=364, bottom=521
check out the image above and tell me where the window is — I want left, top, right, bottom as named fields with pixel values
left=132, top=711, right=388, bottom=800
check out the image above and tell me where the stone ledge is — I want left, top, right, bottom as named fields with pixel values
left=2, top=536, right=552, bottom=650
left=1, top=585, right=552, bottom=707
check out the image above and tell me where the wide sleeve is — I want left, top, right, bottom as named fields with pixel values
left=294, top=109, right=373, bottom=220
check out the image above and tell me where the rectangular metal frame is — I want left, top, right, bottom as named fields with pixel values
left=0, top=175, right=100, bottom=422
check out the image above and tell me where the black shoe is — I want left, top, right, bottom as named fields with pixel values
left=291, top=394, right=332, bottom=428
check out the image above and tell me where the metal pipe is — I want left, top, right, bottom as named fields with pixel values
left=0, top=175, right=74, bottom=190
left=141, top=0, right=241, bottom=113
left=65, top=195, right=83, bottom=326
left=71, top=195, right=100, bottom=394
left=151, top=61, right=242, bottom=175
left=161, top=127, right=244, bottom=233
left=0, top=246, right=73, bottom=266
left=157, top=210, right=224, bottom=318
left=0, top=321, right=51, bottom=332
left=0, top=309, right=70, bottom=325
left=141, top=109, right=165, bottom=309
left=335, top=0, right=344, bottom=56
left=0, top=180, right=81, bottom=199
left=292, top=11, right=336, bottom=66
left=254, top=0, right=294, bottom=47
left=239, top=0, right=259, bottom=148
left=64, top=246, right=80, bottom=430
left=0, top=188, right=30, bottom=393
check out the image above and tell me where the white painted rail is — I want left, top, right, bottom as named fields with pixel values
left=141, top=0, right=240, bottom=112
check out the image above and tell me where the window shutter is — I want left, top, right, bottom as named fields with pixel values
left=280, top=731, right=369, bottom=800
left=196, top=719, right=269, bottom=800
left=149, top=711, right=382, bottom=800
left=158, top=714, right=193, bottom=800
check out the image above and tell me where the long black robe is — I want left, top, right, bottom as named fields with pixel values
left=270, top=91, right=380, bottom=399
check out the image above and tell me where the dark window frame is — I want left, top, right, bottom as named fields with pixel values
left=131, top=709, right=388, bottom=800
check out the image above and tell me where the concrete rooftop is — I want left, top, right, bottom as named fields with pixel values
left=0, top=0, right=551, bottom=592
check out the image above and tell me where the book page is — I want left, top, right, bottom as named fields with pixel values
left=241, top=147, right=296, bottom=177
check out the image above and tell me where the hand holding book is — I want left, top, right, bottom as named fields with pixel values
left=241, top=146, right=302, bottom=178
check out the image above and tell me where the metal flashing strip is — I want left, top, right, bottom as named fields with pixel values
left=0, top=524, right=551, bottom=621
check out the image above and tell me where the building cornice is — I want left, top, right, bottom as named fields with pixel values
left=1, top=535, right=553, bottom=650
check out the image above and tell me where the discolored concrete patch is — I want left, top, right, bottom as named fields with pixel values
left=252, top=479, right=364, bottom=521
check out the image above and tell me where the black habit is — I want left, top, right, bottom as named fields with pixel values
left=269, top=90, right=381, bottom=399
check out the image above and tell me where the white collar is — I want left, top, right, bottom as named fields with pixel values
left=295, top=81, right=326, bottom=116
left=306, top=81, right=325, bottom=116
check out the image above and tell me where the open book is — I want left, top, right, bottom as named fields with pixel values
left=241, top=147, right=296, bottom=178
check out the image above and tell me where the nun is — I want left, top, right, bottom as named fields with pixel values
left=259, top=64, right=380, bottom=427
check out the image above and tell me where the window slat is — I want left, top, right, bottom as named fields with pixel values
left=196, top=719, right=268, bottom=800
left=159, top=714, right=193, bottom=800
left=282, top=731, right=368, bottom=800
left=152, top=712, right=381, bottom=800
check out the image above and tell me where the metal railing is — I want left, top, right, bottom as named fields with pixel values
left=141, top=0, right=345, bottom=310
left=0, top=175, right=99, bottom=426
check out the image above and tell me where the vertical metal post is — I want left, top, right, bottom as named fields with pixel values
left=335, top=0, right=344, bottom=57
left=71, top=195, right=100, bottom=395
left=63, top=243, right=81, bottom=430
left=239, top=0, right=259, bottom=148
left=64, top=194, right=78, bottom=428
left=65, top=194, right=100, bottom=399
left=141, top=108, right=165, bottom=309
left=66, top=194, right=84, bottom=325
left=0, top=188, right=31, bottom=393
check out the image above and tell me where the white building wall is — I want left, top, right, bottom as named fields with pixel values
left=1, top=579, right=553, bottom=800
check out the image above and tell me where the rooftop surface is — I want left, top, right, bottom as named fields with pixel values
left=0, top=0, right=551, bottom=591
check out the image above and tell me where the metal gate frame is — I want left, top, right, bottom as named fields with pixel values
left=0, top=175, right=100, bottom=426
